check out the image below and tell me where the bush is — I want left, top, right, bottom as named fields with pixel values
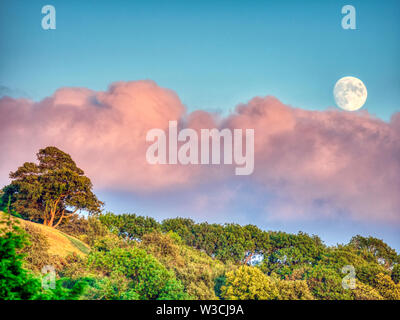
left=87, top=246, right=189, bottom=300
left=221, top=266, right=280, bottom=300
left=351, top=281, right=383, bottom=300
left=276, top=279, right=314, bottom=300
left=373, top=273, right=400, bottom=300
left=140, top=231, right=227, bottom=300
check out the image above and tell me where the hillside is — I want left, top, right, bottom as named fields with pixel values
left=1, top=210, right=400, bottom=300
left=0, top=211, right=90, bottom=257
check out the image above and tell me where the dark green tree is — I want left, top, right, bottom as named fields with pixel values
left=99, top=212, right=160, bottom=240
left=0, top=215, right=39, bottom=299
left=349, top=235, right=399, bottom=268
left=4, top=146, right=103, bottom=227
left=392, top=264, right=400, bottom=284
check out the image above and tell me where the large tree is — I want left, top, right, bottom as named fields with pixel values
left=3, top=146, right=103, bottom=227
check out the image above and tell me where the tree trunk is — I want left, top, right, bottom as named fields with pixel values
left=47, top=196, right=63, bottom=227
left=53, top=209, right=65, bottom=228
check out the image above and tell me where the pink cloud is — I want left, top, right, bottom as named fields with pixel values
left=225, top=97, right=400, bottom=222
left=0, top=81, right=399, bottom=223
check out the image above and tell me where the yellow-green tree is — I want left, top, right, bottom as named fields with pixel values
left=276, top=279, right=314, bottom=300
left=351, top=281, right=383, bottom=300
left=374, top=273, right=400, bottom=300
left=221, top=266, right=279, bottom=300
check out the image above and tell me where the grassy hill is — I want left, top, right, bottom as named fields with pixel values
left=0, top=211, right=90, bottom=257
left=2, top=210, right=399, bottom=300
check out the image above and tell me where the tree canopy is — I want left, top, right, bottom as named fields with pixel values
left=2, top=147, right=103, bottom=227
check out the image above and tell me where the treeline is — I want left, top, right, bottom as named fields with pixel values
left=1, top=210, right=400, bottom=300
left=98, top=213, right=324, bottom=264
left=61, top=212, right=400, bottom=300
left=1, top=147, right=400, bottom=300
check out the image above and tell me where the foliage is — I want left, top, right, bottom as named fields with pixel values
left=220, top=265, right=314, bottom=300
left=161, top=219, right=273, bottom=263
left=0, top=214, right=41, bottom=299
left=139, top=231, right=227, bottom=300
left=33, top=278, right=87, bottom=300
left=0, top=214, right=84, bottom=300
left=391, top=264, right=400, bottom=284
left=349, top=235, right=400, bottom=268
left=58, top=215, right=109, bottom=246
left=351, top=280, right=383, bottom=300
left=214, top=275, right=226, bottom=298
left=260, top=231, right=325, bottom=278
left=61, top=275, right=140, bottom=300
left=305, top=265, right=352, bottom=300
left=86, top=246, right=189, bottom=300
left=373, top=273, right=400, bottom=300
left=276, top=279, right=314, bottom=300
left=221, top=266, right=280, bottom=300
left=2, top=208, right=400, bottom=301
left=3, top=147, right=103, bottom=227
left=317, top=246, right=388, bottom=287
left=99, top=212, right=160, bottom=240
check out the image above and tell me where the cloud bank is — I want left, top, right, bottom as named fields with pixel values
left=1, top=81, right=399, bottom=223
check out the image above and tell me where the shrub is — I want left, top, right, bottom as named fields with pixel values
left=221, top=266, right=279, bottom=300
left=87, top=246, right=189, bottom=300
left=276, top=279, right=314, bottom=300
left=140, top=232, right=226, bottom=300
left=351, top=281, right=383, bottom=300
left=373, top=273, right=400, bottom=300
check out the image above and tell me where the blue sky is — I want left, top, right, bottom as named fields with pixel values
left=1, top=0, right=399, bottom=119
left=1, top=0, right=400, bottom=249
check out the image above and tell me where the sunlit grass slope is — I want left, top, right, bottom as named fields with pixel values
left=0, top=211, right=90, bottom=257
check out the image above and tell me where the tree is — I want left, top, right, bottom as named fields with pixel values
left=0, top=214, right=40, bottom=299
left=260, top=232, right=326, bottom=278
left=392, top=264, right=400, bottom=284
left=221, top=266, right=279, bottom=300
left=351, top=281, right=383, bottom=300
left=373, top=273, right=400, bottom=300
left=87, top=246, right=189, bottom=300
left=275, top=279, right=314, bottom=300
left=139, top=231, right=227, bottom=300
left=4, top=146, right=103, bottom=227
left=349, top=235, right=400, bottom=268
left=162, top=218, right=197, bottom=247
left=161, top=219, right=273, bottom=263
left=99, top=212, right=160, bottom=240
left=305, top=265, right=352, bottom=300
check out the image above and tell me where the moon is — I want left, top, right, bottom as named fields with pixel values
left=333, top=76, right=367, bottom=111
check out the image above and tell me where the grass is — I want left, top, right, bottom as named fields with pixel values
left=0, top=211, right=90, bottom=257
left=65, top=234, right=91, bottom=255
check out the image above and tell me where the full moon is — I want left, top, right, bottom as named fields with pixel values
left=333, top=76, right=367, bottom=111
